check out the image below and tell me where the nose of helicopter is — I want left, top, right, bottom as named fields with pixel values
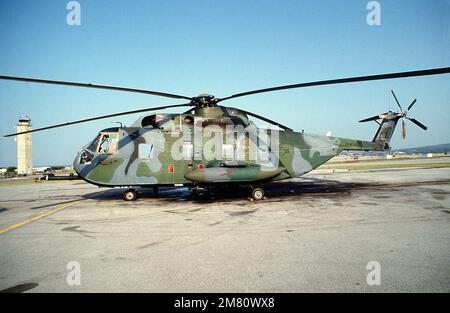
left=73, top=149, right=94, bottom=177
left=72, top=151, right=83, bottom=175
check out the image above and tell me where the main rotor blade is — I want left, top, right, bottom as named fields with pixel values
left=407, top=99, right=417, bottom=111
left=237, top=108, right=292, bottom=131
left=407, top=117, right=428, bottom=130
left=4, top=103, right=192, bottom=137
left=218, top=67, right=450, bottom=102
left=391, top=90, right=403, bottom=111
left=0, top=75, right=193, bottom=101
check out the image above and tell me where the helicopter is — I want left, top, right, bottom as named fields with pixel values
left=1, top=67, right=449, bottom=201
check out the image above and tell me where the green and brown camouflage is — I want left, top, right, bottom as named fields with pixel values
left=73, top=105, right=399, bottom=187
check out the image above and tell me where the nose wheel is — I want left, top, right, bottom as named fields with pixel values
left=123, top=189, right=138, bottom=201
left=250, top=187, right=265, bottom=201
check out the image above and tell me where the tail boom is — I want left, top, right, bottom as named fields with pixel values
left=337, top=137, right=385, bottom=152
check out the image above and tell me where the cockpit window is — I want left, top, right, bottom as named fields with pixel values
left=97, top=133, right=119, bottom=154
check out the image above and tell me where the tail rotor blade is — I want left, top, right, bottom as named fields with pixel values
left=402, top=119, right=406, bottom=142
left=407, top=118, right=428, bottom=130
left=407, top=99, right=417, bottom=111
left=359, top=115, right=380, bottom=122
left=359, top=113, right=388, bottom=122
left=391, top=90, right=403, bottom=111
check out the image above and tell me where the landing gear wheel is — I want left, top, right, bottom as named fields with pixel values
left=123, top=189, right=137, bottom=201
left=251, top=187, right=264, bottom=201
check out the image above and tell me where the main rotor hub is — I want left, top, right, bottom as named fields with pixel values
left=192, top=94, right=218, bottom=108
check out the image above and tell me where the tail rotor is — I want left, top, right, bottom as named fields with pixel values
left=359, top=91, right=427, bottom=144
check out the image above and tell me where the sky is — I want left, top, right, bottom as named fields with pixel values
left=0, top=0, right=449, bottom=167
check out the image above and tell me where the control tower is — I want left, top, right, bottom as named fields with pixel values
left=16, top=116, right=33, bottom=175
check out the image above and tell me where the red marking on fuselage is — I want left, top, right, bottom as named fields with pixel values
left=220, top=167, right=237, bottom=176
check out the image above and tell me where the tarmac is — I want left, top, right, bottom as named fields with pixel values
left=0, top=163, right=449, bottom=292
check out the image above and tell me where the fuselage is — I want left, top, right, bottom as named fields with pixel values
left=73, top=107, right=379, bottom=187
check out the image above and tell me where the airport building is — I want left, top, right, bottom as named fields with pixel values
left=16, top=116, right=32, bottom=175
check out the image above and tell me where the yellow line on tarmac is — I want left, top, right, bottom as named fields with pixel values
left=0, top=200, right=82, bottom=235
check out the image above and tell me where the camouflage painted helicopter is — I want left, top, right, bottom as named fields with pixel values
left=1, top=67, right=449, bottom=201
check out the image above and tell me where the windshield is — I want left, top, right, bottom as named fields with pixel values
left=85, top=134, right=101, bottom=152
